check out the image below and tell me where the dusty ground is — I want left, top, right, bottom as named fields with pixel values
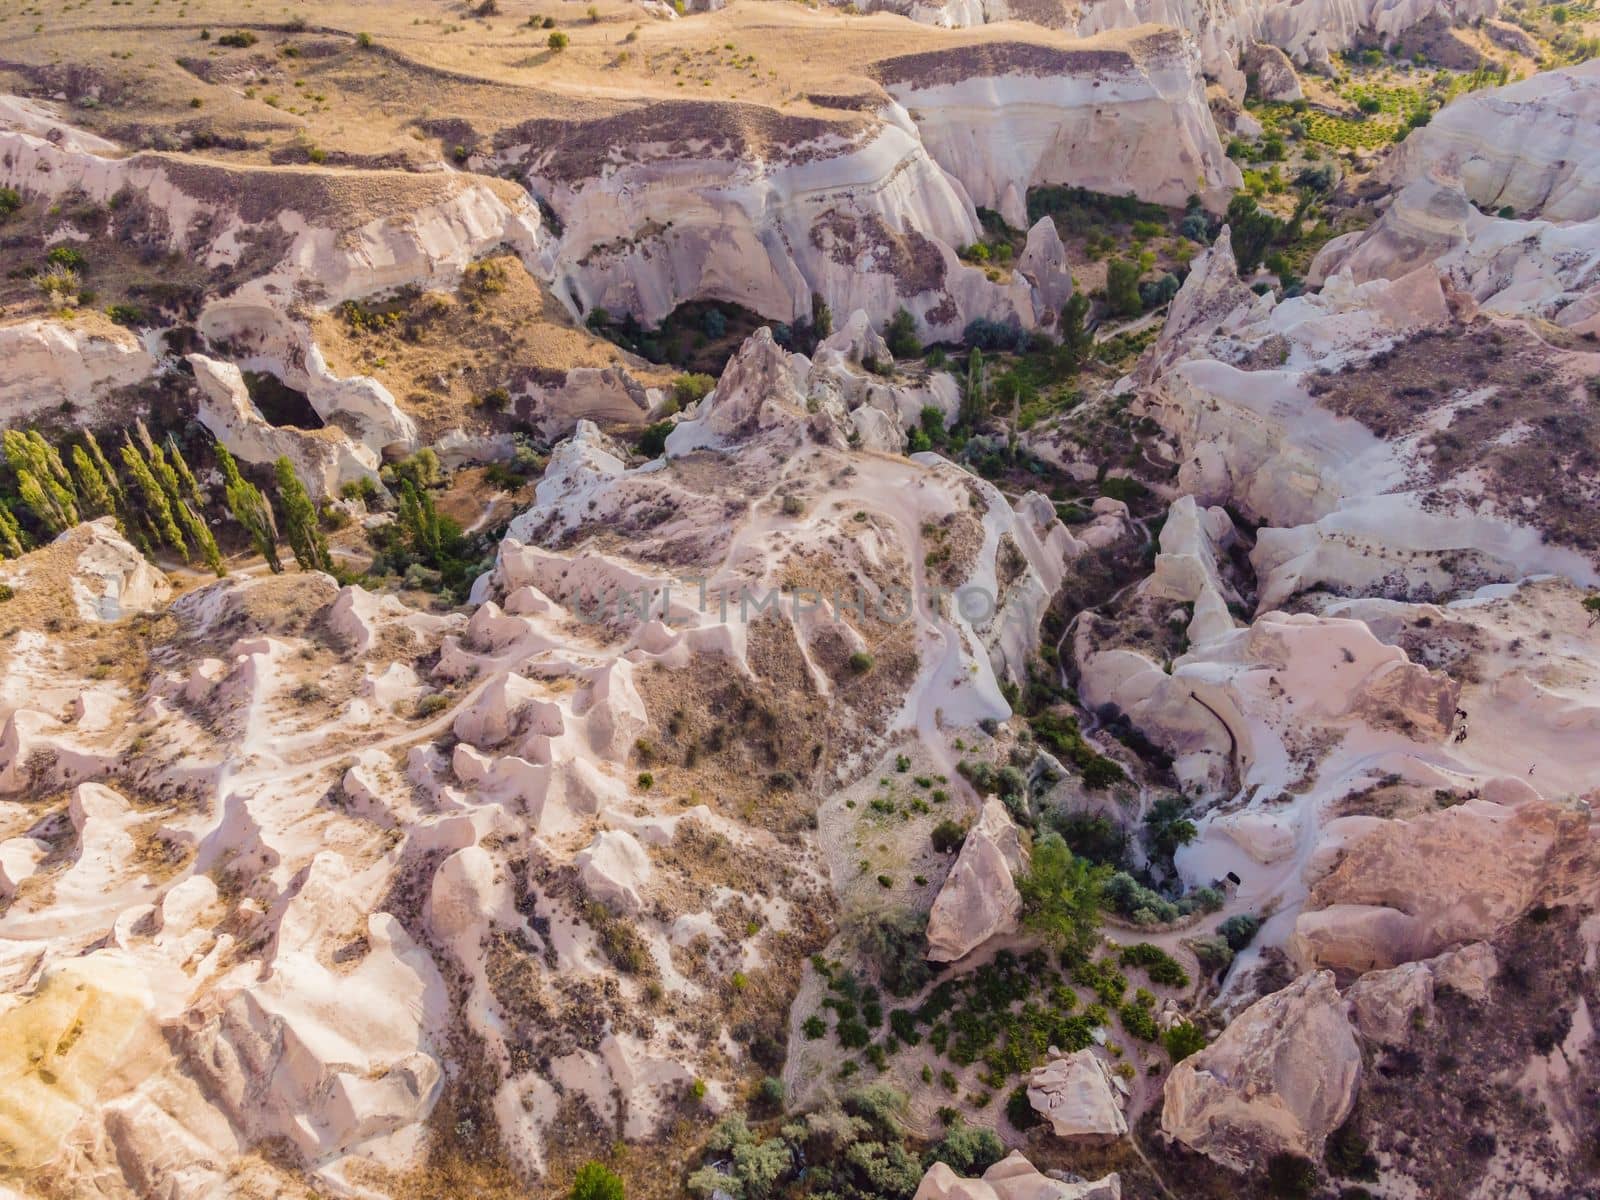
left=0, top=0, right=1175, bottom=171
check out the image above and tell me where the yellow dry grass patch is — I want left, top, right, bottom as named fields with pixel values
left=0, top=955, right=157, bottom=1172
left=0, top=0, right=1167, bottom=171
left=311, top=253, right=670, bottom=440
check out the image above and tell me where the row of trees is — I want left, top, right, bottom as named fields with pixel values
left=0, top=424, right=334, bottom=577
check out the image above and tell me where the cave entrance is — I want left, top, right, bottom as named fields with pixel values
left=243, top=370, right=323, bottom=429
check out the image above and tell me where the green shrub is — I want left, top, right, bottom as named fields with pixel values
left=884, top=307, right=921, bottom=359
left=1266, top=1152, right=1318, bottom=1199
left=849, top=908, right=931, bottom=997
left=1189, top=935, right=1234, bottom=975
left=0, top=584, right=13, bottom=603
left=0, top=187, right=20, bottom=219
left=926, top=1124, right=1004, bottom=1175
left=671, top=372, right=716, bottom=409
left=636, top=420, right=674, bottom=458
left=413, top=693, right=450, bottom=719
left=105, top=303, right=147, bottom=327
left=1005, top=1085, right=1041, bottom=1130
left=47, top=245, right=86, bottom=270
left=1325, top=1118, right=1378, bottom=1179
left=848, top=651, right=874, bottom=674
left=1163, top=1020, right=1207, bottom=1062
left=1118, top=942, right=1190, bottom=988
left=1219, top=913, right=1261, bottom=952
left=1016, top=833, right=1105, bottom=956
left=571, top=1162, right=625, bottom=1200
left=218, top=30, right=258, bottom=47
left=548, top=30, right=570, bottom=49
left=930, top=819, right=967, bottom=854
left=1118, top=998, right=1157, bottom=1041
left=1105, top=258, right=1143, bottom=317
left=1047, top=810, right=1128, bottom=867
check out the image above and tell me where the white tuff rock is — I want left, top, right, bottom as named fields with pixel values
left=1162, top=971, right=1360, bottom=1170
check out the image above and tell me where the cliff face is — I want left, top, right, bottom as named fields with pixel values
left=1378, top=59, right=1600, bottom=221
left=1312, top=63, right=1600, bottom=331
left=848, top=0, right=1499, bottom=82
left=0, top=125, right=547, bottom=492
left=503, top=33, right=1234, bottom=338
left=505, top=113, right=1002, bottom=338
left=877, top=32, right=1241, bottom=226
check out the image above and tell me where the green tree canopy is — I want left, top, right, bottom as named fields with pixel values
left=1016, top=832, right=1107, bottom=958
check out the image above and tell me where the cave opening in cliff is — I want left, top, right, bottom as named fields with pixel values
left=242, top=370, right=324, bottom=430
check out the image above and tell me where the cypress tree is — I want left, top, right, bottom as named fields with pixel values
left=121, top=437, right=188, bottom=554
left=14, top=469, right=74, bottom=536
left=273, top=457, right=332, bottom=573
left=70, top=445, right=116, bottom=519
left=217, top=446, right=281, bottom=573
left=177, top=495, right=225, bottom=577
left=960, top=347, right=987, bottom=429
left=3, top=431, right=78, bottom=532
left=164, top=435, right=205, bottom=508
left=83, top=430, right=125, bottom=505
left=0, top=503, right=27, bottom=558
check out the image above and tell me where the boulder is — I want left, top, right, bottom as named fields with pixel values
left=914, top=1151, right=1120, bottom=1200
left=1025, top=1049, right=1127, bottom=1142
left=1345, top=961, right=1433, bottom=1046
left=1243, top=43, right=1303, bottom=102
left=926, top=799, right=1023, bottom=963
left=1162, top=971, right=1360, bottom=1170
left=1428, top=941, right=1497, bottom=1003
left=1291, top=796, right=1591, bottom=972
left=575, top=830, right=653, bottom=916
left=1016, top=217, right=1074, bottom=323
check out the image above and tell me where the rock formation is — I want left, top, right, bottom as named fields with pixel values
left=1025, top=1049, right=1129, bottom=1141
left=1162, top=971, right=1361, bottom=1169
left=914, top=1151, right=1121, bottom=1200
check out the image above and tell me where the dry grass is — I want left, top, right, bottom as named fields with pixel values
left=1311, top=319, right=1600, bottom=559
left=311, top=253, right=669, bottom=441
left=0, top=0, right=1170, bottom=174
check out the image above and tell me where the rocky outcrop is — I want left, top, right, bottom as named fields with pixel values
left=1243, top=42, right=1303, bottom=101
left=0, top=122, right=536, bottom=453
left=0, top=518, right=171, bottom=622
left=1076, top=608, right=1458, bottom=798
left=0, top=318, right=155, bottom=424
left=1291, top=794, right=1592, bottom=972
left=1312, top=65, right=1600, bottom=331
left=1310, top=178, right=1600, bottom=330
left=500, top=104, right=1005, bottom=342
left=1141, top=496, right=1241, bottom=646
left=1026, top=1049, right=1128, bottom=1141
left=914, top=1151, right=1121, bottom=1200
left=1162, top=971, right=1361, bottom=1170
left=1016, top=216, right=1075, bottom=324
left=521, top=366, right=663, bottom=439
left=189, top=355, right=378, bottom=498
left=875, top=33, right=1241, bottom=225
left=926, top=798, right=1024, bottom=962
left=1380, top=59, right=1600, bottom=223
left=848, top=0, right=1497, bottom=85
left=500, top=32, right=1232, bottom=339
